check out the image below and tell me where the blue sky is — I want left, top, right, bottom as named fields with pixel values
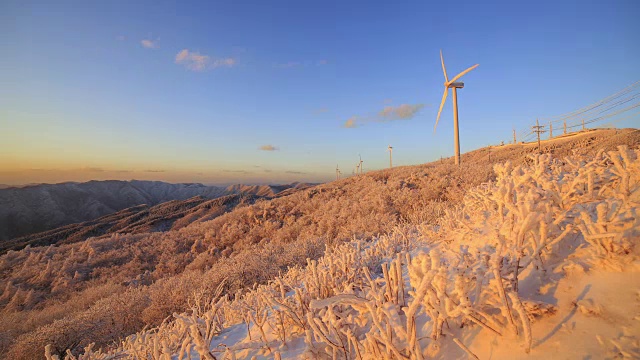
left=1, top=0, right=639, bottom=185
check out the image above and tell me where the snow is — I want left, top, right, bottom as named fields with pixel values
left=48, top=145, right=640, bottom=359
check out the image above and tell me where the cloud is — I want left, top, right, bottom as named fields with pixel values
left=117, top=35, right=126, bottom=41
left=141, top=38, right=159, bottom=49
left=378, top=104, right=425, bottom=120
left=143, top=169, right=166, bottom=173
left=314, top=108, right=329, bottom=114
left=222, top=169, right=250, bottom=174
left=259, top=145, right=279, bottom=151
left=344, top=103, right=426, bottom=128
left=285, top=170, right=307, bottom=174
left=343, top=117, right=358, bottom=128
left=175, top=49, right=236, bottom=71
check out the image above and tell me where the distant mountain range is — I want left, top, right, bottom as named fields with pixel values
left=0, top=194, right=259, bottom=254
left=0, top=180, right=314, bottom=246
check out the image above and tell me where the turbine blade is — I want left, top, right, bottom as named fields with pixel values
left=440, top=50, right=448, bottom=83
left=434, top=87, right=449, bottom=132
left=448, top=64, right=479, bottom=84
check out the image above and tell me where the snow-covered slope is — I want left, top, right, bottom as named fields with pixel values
left=48, top=144, right=640, bottom=359
left=0, top=180, right=227, bottom=241
left=0, top=180, right=312, bottom=243
left=3, top=129, right=638, bottom=359
left=225, top=182, right=315, bottom=198
left=0, top=194, right=259, bottom=254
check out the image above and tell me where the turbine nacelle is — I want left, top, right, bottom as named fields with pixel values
left=446, top=82, right=464, bottom=89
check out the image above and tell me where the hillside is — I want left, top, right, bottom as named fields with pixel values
left=0, top=180, right=313, bottom=244
left=0, top=180, right=227, bottom=242
left=0, top=128, right=637, bottom=359
left=75, top=140, right=640, bottom=360
left=0, top=194, right=259, bottom=254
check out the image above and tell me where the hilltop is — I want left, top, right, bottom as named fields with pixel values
left=0, top=128, right=638, bottom=359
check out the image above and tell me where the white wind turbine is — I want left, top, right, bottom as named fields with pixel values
left=387, top=145, right=393, bottom=168
left=359, top=155, right=364, bottom=174
left=335, top=164, right=341, bottom=180
left=434, top=50, right=479, bottom=165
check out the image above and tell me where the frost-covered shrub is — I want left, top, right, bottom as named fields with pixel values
left=65, top=145, right=639, bottom=360
left=1, top=130, right=636, bottom=358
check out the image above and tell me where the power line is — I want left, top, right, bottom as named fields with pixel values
left=540, top=80, right=640, bottom=124
left=515, top=80, right=640, bottom=143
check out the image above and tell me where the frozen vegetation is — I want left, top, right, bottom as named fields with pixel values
left=0, top=180, right=311, bottom=245
left=40, top=143, right=640, bottom=360
left=0, top=129, right=638, bottom=359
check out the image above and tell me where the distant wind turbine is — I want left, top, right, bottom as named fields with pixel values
left=434, top=50, right=479, bottom=166
left=335, top=164, right=341, bottom=180
left=387, top=145, right=393, bottom=168
left=359, top=155, right=364, bottom=174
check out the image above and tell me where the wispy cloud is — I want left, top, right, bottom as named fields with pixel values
left=141, top=38, right=159, bottom=49
left=143, top=169, right=166, bottom=173
left=222, top=169, right=251, bottom=174
left=343, top=103, right=426, bottom=129
left=259, top=145, right=279, bottom=151
left=343, top=117, right=358, bottom=128
left=175, top=49, right=236, bottom=71
left=285, top=170, right=307, bottom=174
left=378, top=104, right=425, bottom=120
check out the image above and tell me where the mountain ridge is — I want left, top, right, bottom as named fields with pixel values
left=0, top=179, right=315, bottom=243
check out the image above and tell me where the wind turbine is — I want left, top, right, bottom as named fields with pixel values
left=336, top=164, right=341, bottom=180
left=358, top=155, right=364, bottom=174
left=387, top=145, right=393, bottom=168
left=434, top=50, right=479, bottom=165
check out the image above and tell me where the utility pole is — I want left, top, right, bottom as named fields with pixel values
left=532, top=118, right=546, bottom=153
left=549, top=121, right=553, bottom=139
left=582, top=119, right=585, bottom=130
left=564, top=119, right=567, bottom=135
left=513, top=128, right=517, bottom=144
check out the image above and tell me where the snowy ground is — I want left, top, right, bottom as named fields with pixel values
left=48, top=146, right=640, bottom=360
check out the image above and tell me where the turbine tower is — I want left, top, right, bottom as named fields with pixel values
left=335, top=164, right=341, bottom=180
left=359, top=155, right=363, bottom=174
left=387, top=145, right=393, bottom=168
left=434, top=50, right=479, bottom=166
